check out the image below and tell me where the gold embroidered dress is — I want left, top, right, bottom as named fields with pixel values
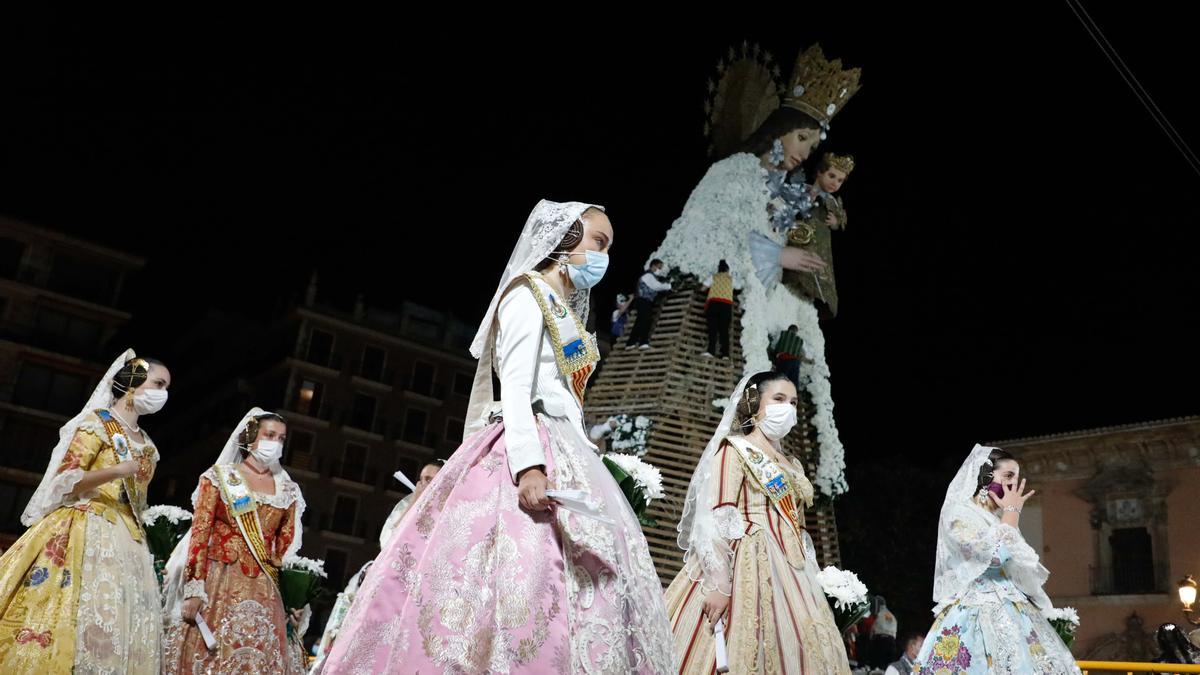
left=665, top=435, right=848, bottom=674
left=0, top=410, right=162, bottom=674
left=163, top=463, right=305, bottom=674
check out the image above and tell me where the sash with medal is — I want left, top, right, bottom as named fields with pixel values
left=523, top=272, right=600, bottom=406
left=212, top=463, right=279, bottom=584
left=726, top=436, right=806, bottom=535
left=94, top=409, right=145, bottom=520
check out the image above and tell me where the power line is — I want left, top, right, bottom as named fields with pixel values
left=1064, top=0, right=1200, bottom=178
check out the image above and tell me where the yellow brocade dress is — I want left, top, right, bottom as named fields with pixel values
left=0, top=411, right=162, bottom=674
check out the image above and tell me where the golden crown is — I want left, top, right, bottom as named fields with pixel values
left=822, top=152, right=856, bottom=174
left=781, top=44, right=862, bottom=126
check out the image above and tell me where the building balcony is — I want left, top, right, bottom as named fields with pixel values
left=286, top=356, right=342, bottom=379
left=351, top=374, right=394, bottom=393
left=402, top=387, right=444, bottom=407
left=1089, top=562, right=1171, bottom=596
left=318, top=514, right=369, bottom=542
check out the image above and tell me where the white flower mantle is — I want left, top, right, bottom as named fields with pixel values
left=652, top=153, right=848, bottom=497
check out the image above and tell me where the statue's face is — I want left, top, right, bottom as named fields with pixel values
left=777, top=128, right=821, bottom=171
left=816, top=167, right=847, bottom=194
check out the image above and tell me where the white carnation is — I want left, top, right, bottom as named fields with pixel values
left=141, top=504, right=193, bottom=526
left=283, top=554, right=328, bottom=578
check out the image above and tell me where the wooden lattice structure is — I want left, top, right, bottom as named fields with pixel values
left=585, top=280, right=841, bottom=586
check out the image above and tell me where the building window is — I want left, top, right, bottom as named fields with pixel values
left=324, top=547, right=350, bottom=588
left=410, top=361, right=435, bottom=397
left=395, top=456, right=420, bottom=489
left=284, top=429, right=317, bottom=471
left=339, top=442, right=369, bottom=483
left=0, top=483, right=35, bottom=535
left=306, top=328, right=335, bottom=367
left=331, top=495, right=358, bottom=536
left=0, top=237, right=26, bottom=279
left=444, top=418, right=464, bottom=443
left=0, top=417, right=61, bottom=472
left=403, top=409, right=428, bottom=445
left=34, top=307, right=102, bottom=357
left=14, top=363, right=89, bottom=416
left=349, top=393, right=377, bottom=432
left=1109, top=527, right=1156, bottom=594
left=360, top=345, right=386, bottom=382
left=295, top=379, right=324, bottom=417
left=452, top=371, right=473, bottom=397
left=46, top=252, right=120, bottom=306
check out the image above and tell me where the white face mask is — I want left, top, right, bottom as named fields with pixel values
left=251, top=439, right=283, bottom=465
left=757, top=403, right=797, bottom=441
left=133, top=389, right=169, bottom=415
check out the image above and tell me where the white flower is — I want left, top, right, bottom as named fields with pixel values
left=283, top=554, right=328, bottom=578
left=826, top=103, right=837, bottom=116
left=605, top=454, right=666, bottom=500
left=815, top=566, right=869, bottom=610
left=1045, top=606, right=1080, bottom=627
left=634, top=416, right=651, bottom=430
left=141, top=504, right=193, bottom=526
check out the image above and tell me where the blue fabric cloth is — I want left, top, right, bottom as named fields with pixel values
left=748, top=231, right=783, bottom=289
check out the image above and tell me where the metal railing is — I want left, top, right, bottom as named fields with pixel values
left=1090, top=562, right=1171, bottom=596
left=1078, top=661, right=1200, bottom=673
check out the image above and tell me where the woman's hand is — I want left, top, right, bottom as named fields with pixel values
left=111, top=460, right=140, bottom=478
left=780, top=246, right=827, bottom=273
left=181, top=597, right=202, bottom=625
left=702, top=591, right=730, bottom=632
left=517, top=467, right=553, bottom=511
left=990, top=478, right=1035, bottom=510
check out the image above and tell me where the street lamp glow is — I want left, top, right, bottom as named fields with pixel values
left=1179, top=575, right=1198, bottom=611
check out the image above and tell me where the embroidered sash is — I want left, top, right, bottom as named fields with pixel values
left=94, top=409, right=145, bottom=520
left=726, top=436, right=804, bottom=534
left=212, top=463, right=279, bottom=584
left=523, top=272, right=599, bottom=405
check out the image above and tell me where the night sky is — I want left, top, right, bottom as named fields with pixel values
left=3, top=10, right=1197, bottom=624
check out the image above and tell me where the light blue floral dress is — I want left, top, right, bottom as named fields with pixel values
left=914, top=504, right=1080, bottom=674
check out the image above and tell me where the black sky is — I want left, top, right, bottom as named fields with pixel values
left=3, top=10, right=1197, bottom=462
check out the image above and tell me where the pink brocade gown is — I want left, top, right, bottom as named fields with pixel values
left=318, top=417, right=675, bottom=674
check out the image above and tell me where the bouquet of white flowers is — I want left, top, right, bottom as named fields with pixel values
left=814, top=565, right=870, bottom=636
left=1043, top=606, right=1080, bottom=648
left=602, top=453, right=665, bottom=526
left=279, top=555, right=327, bottom=612
left=141, top=505, right=192, bottom=586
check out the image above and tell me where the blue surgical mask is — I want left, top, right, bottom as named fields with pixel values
left=566, top=250, right=609, bottom=289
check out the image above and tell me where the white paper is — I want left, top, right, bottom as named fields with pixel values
left=714, top=617, right=729, bottom=673
left=545, top=489, right=616, bottom=526
left=392, top=470, right=416, bottom=492
left=195, top=612, right=217, bottom=651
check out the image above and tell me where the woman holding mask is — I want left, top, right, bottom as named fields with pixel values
left=911, top=445, right=1078, bottom=673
